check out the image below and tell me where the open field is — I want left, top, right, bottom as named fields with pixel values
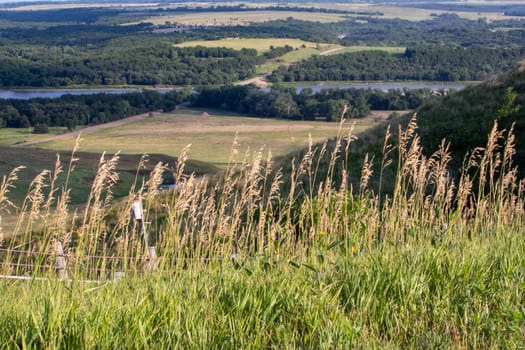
left=174, top=38, right=330, bottom=53
left=324, top=46, right=407, bottom=56
left=286, top=3, right=524, bottom=21
left=135, top=11, right=347, bottom=26
left=13, top=108, right=390, bottom=169
left=176, top=40, right=338, bottom=77
left=0, top=127, right=68, bottom=146
left=131, top=3, right=523, bottom=25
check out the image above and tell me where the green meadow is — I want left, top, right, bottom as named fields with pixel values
left=174, top=38, right=329, bottom=52
left=24, top=108, right=384, bottom=169
left=137, top=10, right=347, bottom=26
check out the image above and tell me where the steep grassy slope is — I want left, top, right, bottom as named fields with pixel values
left=417, top=61, right=525, bottom=170
left=274, top=61, right=525, bottom=195
left=0, top=147, right=218, bottom=206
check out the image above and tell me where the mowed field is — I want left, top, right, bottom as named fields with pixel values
left=136, top=11, right=347, bottom=26
left=174, top=38, right=331, bottom=53
left=22, top=108, right=389, bottom=169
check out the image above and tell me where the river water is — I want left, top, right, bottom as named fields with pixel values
left=293, top=82, right=469, bottom=93
left=0, top=88, right=175, bottom=100
left=0, top=82, right=471, bottom=100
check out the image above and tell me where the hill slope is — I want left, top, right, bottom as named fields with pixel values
left=416, top=61, right=525, bottom=167
left=275, top=61, right=525, bottom=195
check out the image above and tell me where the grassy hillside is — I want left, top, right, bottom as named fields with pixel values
left=0, top=100, right=523, bottom=348
left=417, top=62, right=525, bottom=170
left=0, top=146, right=217, bottom=206
left=276, top=61, right=525, bottom=197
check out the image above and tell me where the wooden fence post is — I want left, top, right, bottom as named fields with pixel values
left=56, top=241, right=67, bottom=279
left=146, top=246, right=157, bottom=271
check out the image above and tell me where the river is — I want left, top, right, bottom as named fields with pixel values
left=293, top=82, right=471, bottom=93
left=0, top=82, right=472, bottom=100
left=0, top=88, right=175, bottom=100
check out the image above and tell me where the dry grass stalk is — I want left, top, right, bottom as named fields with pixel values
left=0, top=166, right=25, bottom=214
left=3, top=113, right=525, bottom=274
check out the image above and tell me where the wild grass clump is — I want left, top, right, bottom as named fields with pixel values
left=0, top=116, right=524, bottom=348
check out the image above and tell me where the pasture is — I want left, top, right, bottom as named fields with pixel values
left=19, top=108, right=389, bottom=169
left=323, top=46, right=407, bottom=56
left=135, top=10, right=347, bottom=26
left=174, top=38, right=330, bottom=53
left=0, top=127, right=67, bottom=146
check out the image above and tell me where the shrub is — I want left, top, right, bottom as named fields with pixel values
left=32, top=123, right=49, bottom=134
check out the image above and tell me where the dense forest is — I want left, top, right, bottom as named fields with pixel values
left=270, top=46, right=525, bottom=82
left=0, top=45, right=260, bottom=87
left=193, top=85, right=434, bottom=121
left=0, top=89, right=191, bottom=130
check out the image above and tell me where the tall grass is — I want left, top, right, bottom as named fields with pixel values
left=0, top=117, right=523, bottom=348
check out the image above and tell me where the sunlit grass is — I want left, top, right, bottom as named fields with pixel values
left=325, top=46, right=406, bottom=55
left=26, top=108, right=381, bottom=169
left=0, top=127, right=68, bottom=146
left=136, top=10, right=347, bottom=26
left=174, top=38, right=323, bottom=53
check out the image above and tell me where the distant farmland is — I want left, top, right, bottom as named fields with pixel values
left=135, top=10, right=347, bottom=26
left=174, top=38, right=331, bottom=53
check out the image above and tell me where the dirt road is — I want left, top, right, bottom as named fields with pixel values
left=237, top=74, right=270, bottom=88
left=13, top=111, right=162, bottom=147
left=319, top=47, right=345, bottom=56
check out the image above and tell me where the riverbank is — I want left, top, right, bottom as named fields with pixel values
left=0, top=80, right=478, bottom=99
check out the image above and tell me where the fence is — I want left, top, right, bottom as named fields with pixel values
left=0, top=242, right=241, bottom=282
left=0, top=242, right=158, bottom=282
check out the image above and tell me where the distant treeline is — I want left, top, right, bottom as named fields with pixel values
left=0, top=45, right=260, bottom=87
left=398, top=2, right=525, bottom=14
left=263, top=45, right=294, bottom=59
left=0, top=90, right=191, bottom=131
left=2, top=13, right=524, bottom=49
left=337, top=15, right=525, bottom=47
left=193, top=85, right=434, bottom=121
left=159, top=5, right=383, bottom=16
left=270, top=46, right=525, bottom=83
left=505, top=11, right=525, bottom=17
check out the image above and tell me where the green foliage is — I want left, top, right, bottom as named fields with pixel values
left=0, top=89, right=192, bottom=128
left=263, top=45, right=294, bottom=59
left=497, top=87, right=521, bottom=121
left=0, top=44, right=259, bottom=87
left=416, top=65, right=525, bottom=172
left=193, top=85, right=432, bottom=121
left=270, top=46, right=525, bottom=83
left=32, top=123, right=49, bottom=134
left=0, top=231, right=523, bottom=348
left=337, top=14, right=525, bottom=47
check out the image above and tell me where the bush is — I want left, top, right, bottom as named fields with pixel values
left=32, top=123, right=49, bottom=134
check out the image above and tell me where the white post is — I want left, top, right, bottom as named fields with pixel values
left=146, top=246, right=157, bottom=271
left=56, top=241, right=67, bottom=279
